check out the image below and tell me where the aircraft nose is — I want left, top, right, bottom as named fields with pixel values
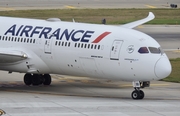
left=154, top=57, right=172, bottom=79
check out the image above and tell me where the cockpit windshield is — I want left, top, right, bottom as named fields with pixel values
left=138, top=47, right=149, bottom=54
left=138, top=47, right=164, bottom=54
left=148, top=47, right=161, bottom=54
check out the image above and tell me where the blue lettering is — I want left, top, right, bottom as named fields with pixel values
left=5, top=24, right=16, bottom=36
left=4, top=24, right=95, bottom=43
left=39, top=27, right=52, bottom=39
left=49, top=28, right=60, bottom=39
left=16, top=25, right=24, bottom=36
left=20, top=26, right=33, bottom=37
left=30, top=26, right=43, bottom=37
left=71, top=30, right=84, bottom=42
left=60, top=29, right=74, bottom=41
left=81, top=31, right=94, bottom=42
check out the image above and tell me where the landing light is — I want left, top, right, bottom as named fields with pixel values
left=22, top=54, right=27, bottom=58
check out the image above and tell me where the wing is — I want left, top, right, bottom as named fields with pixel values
left=0, top=49, right=27, bottom=63
left=120, top=12, right=155, bottom=29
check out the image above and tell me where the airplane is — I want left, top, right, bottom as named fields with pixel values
left=0, top=12, right=171, bottom=100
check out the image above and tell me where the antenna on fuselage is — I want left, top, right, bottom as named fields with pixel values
left=102, top=18, right=106, bottom=24
left=46, top=18, right=61, bottom=22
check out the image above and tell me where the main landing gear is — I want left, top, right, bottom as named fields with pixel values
left=131, top=81, right=150, bottom=100
left=24, top=73, right=51, bottom=86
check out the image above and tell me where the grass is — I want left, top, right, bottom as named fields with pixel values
left=162, top=58, right=180, bottom=83
left=0, top=8, right=180, bottom=82
left=0, top=8, right=179, bottom=24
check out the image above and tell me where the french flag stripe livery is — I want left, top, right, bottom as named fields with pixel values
left=92, top=32, right=111, bottom=43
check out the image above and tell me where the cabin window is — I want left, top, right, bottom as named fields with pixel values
left=81, top=43, right=83, bottom=48
left=98, top=45, right=100, bottom=50
left=59, top=41, right=61, bottom=46
left=138, top=47, right=149, bottom=54
left=8, top=37, right=11, bottom=41
left=55, top=41, right=57, bottom=45
left=65, top=42, right=67, bottom=46
left=148, top=47, right=161, bottom=54
left=12, top=37, right=14, bottom=41
left=94, top=45, right=97, bottom=49
left=91, top=44, right=93, bottom=49
left=84, top=44, right=87, bottom=48
left=68, top=42, right=70, bottom=47
left=33, top=39, right=35, bottom=43
left=27, top=38, right=29, bottom=43
left=15, top=37, right=17, bottom=42
left=74, top=43, right=77, bottom=47
left=78, top=43, right=80, bottom=48
left=5, top=36, right=8, bottom=41
left=88, top=44, right=90, bottom=49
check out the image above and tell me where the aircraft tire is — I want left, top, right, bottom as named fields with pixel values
left=139, top=90, right=145, bottom=99
left=39, top=74, right=45, bottom=85
left=43, top=74, right=51, bottom=85
left=32, top=74, right=42, bottom=86
left=131, top=90, right=140, bottom=100
left=24, top=73, right=32, bottom=85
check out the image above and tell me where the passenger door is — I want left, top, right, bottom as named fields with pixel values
left=44, top=39, right=52, bottom=54
left=110, top=40, right=123, bottom=60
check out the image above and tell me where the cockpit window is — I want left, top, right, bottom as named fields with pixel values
left=159, top=47, right=164, bottom=55
left=148, top=47, right=161, bottom=54
left=138, top=47, right=149, bottom=54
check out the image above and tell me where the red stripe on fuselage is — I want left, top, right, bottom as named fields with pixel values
left=92, top=32, right=111, bottom=43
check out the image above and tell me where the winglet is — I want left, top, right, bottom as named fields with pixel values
left=121, top=12, right=155, bottom=29
left=148, top=12, right=155, bottom=19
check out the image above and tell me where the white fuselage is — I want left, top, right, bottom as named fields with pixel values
left=0, top=16, right=171, bottom=81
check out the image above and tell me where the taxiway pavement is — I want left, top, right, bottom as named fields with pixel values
left=0, top=0, right=179, bottom=10
left=0, top=73, right=180, bottom=116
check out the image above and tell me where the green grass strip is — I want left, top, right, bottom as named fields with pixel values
left=0, top=8, right=179, bottom=24
left=162, top=58, right=180, bottom=83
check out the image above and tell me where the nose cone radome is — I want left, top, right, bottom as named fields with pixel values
left=155, top=57, right=172, bottom=79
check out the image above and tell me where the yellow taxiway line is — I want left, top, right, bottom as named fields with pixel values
left=145, top=5, right=157, bottom=8
left=137, top=25, right=144, bottom=28
left=65, top=5, right=76, bottom=9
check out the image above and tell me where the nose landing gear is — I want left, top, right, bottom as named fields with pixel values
left=131, top=81, right=149, bottom=100
left=131, top=89, right=144, bottom=99
left=24, top=73, right=51, bottom=86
